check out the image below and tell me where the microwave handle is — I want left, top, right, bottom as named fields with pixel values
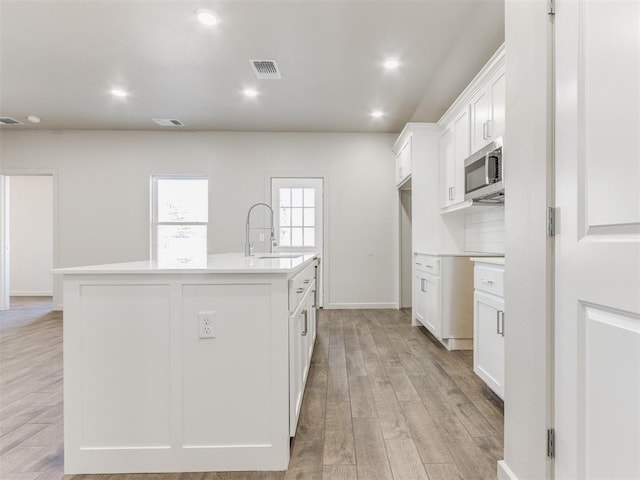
left=485, top=154, right=491, bottom=185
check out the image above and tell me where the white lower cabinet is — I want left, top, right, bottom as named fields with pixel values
left=289, top=278, right=316, bottom=436
left=472, top=260, right=505, bottom=399
left=413, top=253, right=473, bottom=350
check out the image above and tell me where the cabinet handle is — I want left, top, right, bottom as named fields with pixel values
left=426, top=264, right=434, bottom=269
left=312, top=290, right=317, bottom=309
left=486, top=120, right=493, bottom=138
left=448, top=186, right=453, bottom=201
left=303, top=279, right=310, bottom=284
left=421, top=278, right=427, bottom=292
left=416, top=262, right=423, bottom=266
left=483, top=122, right=488, bottom=140
left=302, top=310, right=308, bottom=336
left=297, top=288, right=304, bottom=293
left=496, top=310, right=504, bottom=336
left=480, top=278, right=494, bottom=285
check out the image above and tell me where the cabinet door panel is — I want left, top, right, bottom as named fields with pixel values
left=473, top=291, right=504, bottom=398
left=439, top=127, right=455, bottom=208
left=289, top=310, right=303, bottom=436
left=414, top=274, right=427, bottom=326
left=489, top=71, right=506, bottom=140
left=423, top=275, right=441, bottom=339
left=471, top=89, right=490, bottom=152
left=453, top=109, right=470, bottom=204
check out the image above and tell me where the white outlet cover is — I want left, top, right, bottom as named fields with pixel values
left=198, top=311, right=216, bottom=339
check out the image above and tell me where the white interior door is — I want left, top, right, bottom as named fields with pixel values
left=555, top=1, right=640, bottom=478
left=271, top=178, right=324, bottom=307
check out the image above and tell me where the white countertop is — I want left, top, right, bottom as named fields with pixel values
left=414, top=251, right=504, bottom=258
left=54, top=252, right=319, bottom=275
left=470, top=256, right=505, bottom=265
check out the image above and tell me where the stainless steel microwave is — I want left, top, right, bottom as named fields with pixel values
left=464, top=138, right=504, bottom=203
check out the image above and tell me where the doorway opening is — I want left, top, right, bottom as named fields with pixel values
left=399, top=185, right=412, bottom=310
left=0, top=175, right=54, bottom=312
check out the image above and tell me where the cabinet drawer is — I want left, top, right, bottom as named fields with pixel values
left=415, top=254, right=440, bottom=276
left=289, top=261, right=317, bottom=312
left=474, top=264, right=504, bottom=297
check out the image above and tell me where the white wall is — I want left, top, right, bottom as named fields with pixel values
left=0, top=130, right=398, bottom=309
left=8, top=176, right=54, bottom=296
left=501, top=1, right=553, bottom=479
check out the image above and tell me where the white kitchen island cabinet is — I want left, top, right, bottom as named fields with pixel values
left=56, top=253, right=318, bottom=475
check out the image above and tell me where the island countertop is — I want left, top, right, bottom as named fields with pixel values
left=54, top=252, right=319, bottom=275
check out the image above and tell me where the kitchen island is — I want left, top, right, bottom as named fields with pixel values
left=56, top=252, right=319, bottom=474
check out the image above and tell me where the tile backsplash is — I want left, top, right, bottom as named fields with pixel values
left=464, top=206, right=505, bottom=254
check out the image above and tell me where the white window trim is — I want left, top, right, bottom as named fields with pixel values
left=150, top=174, right=209, bottom=260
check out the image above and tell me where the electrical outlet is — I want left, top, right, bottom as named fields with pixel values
left=198, top=311, right=216, bottom=339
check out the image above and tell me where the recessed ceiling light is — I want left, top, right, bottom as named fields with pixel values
left=371, top=110, right=384, bottom=118
left=384, top=58, right=400, bottom=70
left=196, top=8, right=219, bottom=26
left=27, top=115, right=41, bottom=124
left=111, top=88, right=129, bottom=98
left=243, top=88, right=259, bottom=98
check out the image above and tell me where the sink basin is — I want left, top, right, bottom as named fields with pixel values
left=257, top=254, right=302, bottom=259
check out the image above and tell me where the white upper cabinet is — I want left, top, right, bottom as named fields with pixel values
left=395, top=134, right=412, bottom=187
left=437, top=45, right=505, bottom=213
left=441, top=107, right=470, bottom=209
left=471, top=68, right=506, bottom=152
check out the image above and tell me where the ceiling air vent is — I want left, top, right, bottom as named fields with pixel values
left=250, top=59, right=281, bottom=79
left=152, top=119, right=185, bottom=127
left=0, top=117, right=23, bottom=125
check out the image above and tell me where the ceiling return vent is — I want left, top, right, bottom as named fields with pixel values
left=250, top=59, right=281, bottom=79
left=152, top=119, right=185, bottom=127
left=0, top=117, right=23, bottom=125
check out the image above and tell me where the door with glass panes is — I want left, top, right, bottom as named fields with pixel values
left=271, top=178, right=323, bottom=307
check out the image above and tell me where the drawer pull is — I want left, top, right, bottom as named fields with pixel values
left=303, top=279, right=311, bottom=284
left=426, top=264, right=434, bottom=269
left=302, top=310, right=308, bottom=336
left=481, top=278, right=494, bottom=285
left=296, top=288, right=304, bottom=293
left=416, top=262, right=423, bottom=266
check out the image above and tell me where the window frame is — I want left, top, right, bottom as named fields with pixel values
left=150, top=174, right=209, bottom=261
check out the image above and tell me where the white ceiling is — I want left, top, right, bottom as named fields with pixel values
left=0, top=0, right=504, bottom=133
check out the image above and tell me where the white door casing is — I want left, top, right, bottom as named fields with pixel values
left=555, top=1, right=640, bottom=478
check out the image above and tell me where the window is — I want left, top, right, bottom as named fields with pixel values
left=151, top=176, right=208, bottom=265
left=271, top=178, right=322, bottom=251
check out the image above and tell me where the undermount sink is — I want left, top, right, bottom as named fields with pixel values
left=257, top=254, right=303, bottom=259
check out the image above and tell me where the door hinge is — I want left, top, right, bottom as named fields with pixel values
left=547, top=428, right=555, bottom=458
left=548, top=0, right=555, bottom=15
left=547, top=207, right=556, bottom=237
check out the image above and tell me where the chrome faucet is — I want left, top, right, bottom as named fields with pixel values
left=245, top=203, right=278, bottom=257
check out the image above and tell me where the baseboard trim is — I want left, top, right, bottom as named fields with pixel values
left=10, top=291, right=54, bottom=297
left=498, top=460, right=518, bottom=480
left=325, top=303, right=398, bottom=310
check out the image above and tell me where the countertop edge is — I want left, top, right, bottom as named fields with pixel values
left=54, top=253, right=319, bottom=275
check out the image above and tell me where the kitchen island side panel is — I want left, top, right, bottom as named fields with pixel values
left=63, top=273, right=290, bottom=474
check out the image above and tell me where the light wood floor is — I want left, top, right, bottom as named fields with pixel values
left=0, top=299, right=503, bottom=480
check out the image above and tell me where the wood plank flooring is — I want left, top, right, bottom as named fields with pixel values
left=0, top=300, right=503, bottom=480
